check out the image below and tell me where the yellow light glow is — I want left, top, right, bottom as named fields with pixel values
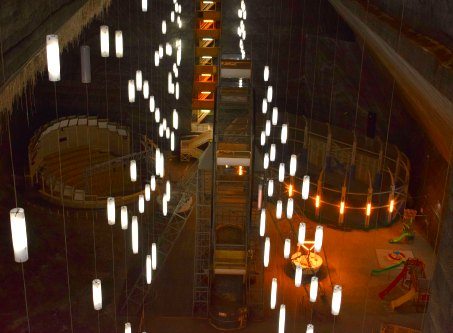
left=201, top=109, right=211, bottom=113
left=201, top=73, right=212, bottom=77
left=203, top=0, right=214, bottom=3
left=201, top=56, right=212, bottom=59
left=389, top=199, right=394, bottom=213
left=202, top=37, right=214, bottom=41
left=238, top=166, right=243, bottom=176
left=315, top=195, right=321, bottom=208
left=203, top=19, right=214, bottom=23
left=201, top=91, right=211, bottom=94
left=366, top=203, right=371, bottom=216
left=288, top=184, right=293, bottom=197
left=339, top=201, right=345, bottom=215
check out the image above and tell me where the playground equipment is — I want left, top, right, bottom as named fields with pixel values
left=378, top=258, right=429, bottom=311
left=390, top=209, right=416, bottom=243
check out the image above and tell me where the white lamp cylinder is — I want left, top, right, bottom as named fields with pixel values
left=142, top=0, right=148, bottom=12
left=302, top=175, right=310, bottom=200
left=100, top=25, right=109, bottom=57
left=276, top=200, right=282, bottom=219
left=162, top=20, right=167, bottom=34
left=10, top=208, right=28, bottom=263
left=121, top=206, right=128, bottom=230
left=175, top=82, right=180, bottom=100
left=171, top=11, right=175, bottom=22
left=80, top=45, right=91, bottom=84
left=143, top=80, right=149, bottom=99
left=270, top=144, right=276, bottom=162
left=152, top=243, right=157, bottom=270
left=165, top=127, right=170, bottom=139
left=166, top=180, right=171, bottom=200
left=171, top=131, right=175, bottom=151
left=306, top=324, right=314, bottom=333
left=262, top=98, right=268, bottom=114
left=263, top=153, right=269, bottom=170
left=267, top=86, right=273, bottom=102
left=163, top=194, right=168, bottom=216
left=290, top=154, right=297, bottom=176
left=125, top=323, right=131, bottom=333
left=130, top=159, right=137, bottom=182
left=146, top=255, right=152, bottom=284
left=272, top=107, right=278, bottom=125
left=155, top=108, right=161, bottom=122
left=259, top=208, right=266, bottom=237
left=92, top=279, right=102, bottom=310
left=331, top=285, right=342, bottom=315
left=295, top=266, right=303, bottom=287
left=314, top=225, right=323, bottom=253
left=128, top=80, right=135, bottom=103
left=260, top=131, right=266, bottom=146
left=46, top=35, right=61, bottom=82
left=265, top=120, right=271, bottom=136
left=132, top=216, right=139, bottom=254
left=264, top=65, right=270, bottom=82
left=310, top=276, right=318, bottom=302
left=115, top=30, right=123, bottom=58
left=298, top=222, right=306, bottom=245
left=149, top=96, right=155, bottom=112
left=150, top=175, right=156, bottom=191
left=270, top=278, right=277, bottom=309
left=267, top=179, right=274, bottom=197
left=136, top=70, right=143, bottom=91
left=173, top=109, right=179, bottom=129
left=283, top=238, right=291, bottom=259
left=281, top=124, right=288, bottom=144
left=154, top=50, right=160, bottom=67
left=278, top=163, right=285, bottom=182
left=278, top=304, right=286, bottom=333
left=264, top=237, right=270, bottom=267
left=107, top=197, right=115, bottom=225
left=138, top=195, right=145, bottom=213
left=286, top=198, right=293, bottom=219
left=165, top=42, right=173, bottom=56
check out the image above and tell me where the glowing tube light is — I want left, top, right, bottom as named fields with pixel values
left=262, top=98, right=268, bottom=114
left=142, top=0, right=148, bottom=12
left=80, top=45, right=91, bottom=84
left=270, top=144, right=276, bottom=162
left=264, top=65, right=269, bottom=82
left=260, top=131, right=266, bottom=146
left=149, top=96, right=155, bottom=112
left=146, top=255, right=152, bottom=284
left=339, top=201, right=345, bottom=215
left=171, top=131, right=175, bottom=151
left=315, top=195, right=321, bottom=208
left=270, top=278, right=277, bottom=309
left=306, top=324, right=314, bottom=333
left=258, top=184, right=263, bottom=209
left=265, top=120, right=271, bottom=136
left=171, top=11, right=175, bottom=22
left=100, top=26, right=109, bottom=57
left=238, top=8, right=243, bottom=18
left=163, top=194, right=168, bottom=216
left=272, top=107, right=278, bottom=125
left=267, top=86, right=273, bottom=102
left=281, top=124, right=288, bottom=144
left=159, top=151, right=165, bottom=178
left=154, top=51, right=160, bottom=67
left=145, top=184, right=151, bottom=202
left=243, top=10, right=247, bottom=20
left=92, top=279, right=102, bottom=310
left=150, top=175, right=156, bottom=191
left=295, top=266, right=303, bottom=287
left=152, top=243, right=157, bottom=270
left=131, top=216, right=138, bottom=254
left=278, top=163, right=285, bottom=182
left=366, top=203, right=371, bottom=216
left=125, top=323, right=131, bottom=333
left=286, top=198, right=293, bottom=219
left=310, top=276, right=318, bottom=302
left=107, top=197, right=115, bottom=225
left=177, top=15, right=182, bottom=29
left=115, top=31, right=123, bottom=58
left=302, top=175, right=310, bottom=200
left=166, top=180, right=171, bottom=200
left=175, top=82, right=180, bottom=100
left=276, top=200, right=282, bottom=219
left=389, top=199, right=395, bottom=213
left=165, top=127, right=170, bottom=139
left=136, top=70, right=143, bottom=91
left=283, top=238, right=291, bottom=259
left=130, top=160, right=137, bottom=182
left=259, top=209, right=266, bottom=237
left=143, top=80, right=149, bottom=99
left=290, top=155, right=297, bottom=176
left=162, top=20, right=167, bottom=34
left=10, top=208, right=28, bottom=263
left=46, top=35, right=60, bottom=82
left=177, top=47, right=182, bottom=65
left=121, top=206, right=128, bottom=230
left=159, top=44, right=164, bottom=59
left=155, top=108, right=161, bottom=122
left=159, top=124, right=164, bottom=138
left=173, top=109, right=179, bottom=129
left=288, top=184, right=294, bottom=197
left=314, top=225, right=323, bottom=253
left=128, top=80, right=135, bottom=103
left=331, top=285, right=342, bottom=315
left=263, top=153, right=269, bottom=170
left=165, top=42, right=172, bottom=56
left=264, top=237, right=270, bottom=267
left=298, top=222, right=306, bottom=245
left=267, top=179, right=274, bottom=197
left=278, top=304, right=286, bottom=333
left=168, top=72, right=173, bottom=94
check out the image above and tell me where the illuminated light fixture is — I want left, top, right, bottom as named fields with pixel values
left=155, top=108, right=161, bottom=122
left=145, top=184, right=151, bottom=201
left=178, top=4, right=182, bottom=13
left=272, top=107, right=278, bottom=125
left=154, top=51, right=160, bottom=66
left=173, top=63, right=179, bottom=78
left=286, top=198, right=293, bottom=219
left=267, top=86, right=273, bottom=102
left=130, top=160, right=137, bottom=182
left=150, top=175, right=156, bottom=191
left=175, top=82, right=180, bottom=100
left=107, top=197, right=115, bottom=225
left=340, top=201, right=345, bottom=215
left=125, top=323, right=132, bottom=333
left=146, top=255, right=152, bottom=284
left=262, top=98, right=268, bottom=114
left=131, top=216, right=139, bottom=254
left=241, top=29, right=246, bottom=40
left=295, top=266, right=303, bottom=287
left=159, top=44, right=164, bottom=58
left=306, top=324, right=314, bottom=333
left=263, top=153, right=269, bottom=170
left=276, top=200, right=282, bottom=219
left=310, top=276, right=318, bottom=302
left=288, top=184, right=294, bottom=197
left=142, top=0, right=148, bottom=12
left=174, top=3, right=178, bottom=12
left=366, top=203, right=372, bottom=216
left=152, top=243, right=157, bottom=270
left=80, top=45, right=91, bottom=84
left=114, top=31, right=123, bottom=58
left=331, top=285, right=342, bottom=315
left=10, top=208, right=28, bottom=262
left=170, top=131, right=175, bottom=151
left=172, top=109, right=179, bottom=129
left=315, top=195, right=321, bottom=208
left=158, top=124, right=164, bottom=138
left=100, top=25, right=109, bottom=57
left=283, top=238, right=291, bottom=259
left=281, top=124, right=288, bottom=144
left=260, top=131, right=266, bottom=146
left=159, top=151, right=165, bottom=178
left=163, top=194, right=168, bottom=216
left=176, top=48, right=182, bottom=66
left=270, top=144, right=276, bottom=162
left=258, top=184, right=263, bottom=209
left=165, top=42, right=172, bottom=56
left=165, top=127, right=170, bottom=139
left=163, top=118, right=168, bottom=130
left=278, top=304, right=286, bottom=333
left=162, top=20, right=167, bottom=34
left=171, top=11, right=175, bottom=22
left=136, top=70, right=143, bottom=91
left=267, top=179, right=274, bottom=197
left=259, top=209, right=266, bottom=237
left=143, top=80, right=149, bottom=99
left=92, top=279, right=102, bottom=310
left=298, top=222, right=306, bottom=245
left=138, top=194, right=145, bottom=214
left=237, top=26, right=242, bottom=37
left=243, top=10, right=247, bottom=20
left=177, top=15, right=182, bottom=29
left=239, top=39, right=244, bottom=50
left=149, top=96, right=155, bottom=112
left=121, top=206, right=128, bottom=230
left=265, top=120, right=271, bottom=136
left=389, top=199, right=395, bottom=213
left=302, top=175, right=310, bottom=200
left=290, top=155, right=297, bottom=176
left=238, top=8, right=243, bottom=18
left=314, top=225, right=323, bottom=252
left=168, top=72, right=173, bottom=94
left=128, top=80, right=135, bottom=103
left=269, top=278, right=278, bottom=311
left=166, top=180, right=171, bottom=200
left=278, top=163, right=285, bottom=182
left=264, top=237, right=270, bottom=267
left=264, top=65, right=269, bottom=82
left=238, top=166, right=244, bottom=176
left=46, top=35, right=60, bottom=82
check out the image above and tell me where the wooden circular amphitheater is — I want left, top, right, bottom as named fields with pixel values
left=28, top=115, right=143, bottom=208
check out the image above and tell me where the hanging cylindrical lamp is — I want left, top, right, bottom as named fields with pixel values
left=115, top=30, right=123, bottom=58
left=142, top=0, right=148, bottom=12
left=92, top=279, right=102, bottom=310
left=159, top=151, right=165, bottom=178
left=128, top=80, right=135, bottom=103
left=152, top=243, right=157, bottom=270
left=340, top=200, right=345, bottom=215
left=270, top=278, right=277, bottom=309
left=100, top=26, right=109, bottom=57
left=10, top=208, right=28, bottom=263
left=136, top=70, right=143, bottom=91
left=283, top=238, right=291, bottom=259
left=290, top=155, right=297, bottom=176
left=149, top=96, right=155, bottom=112
left=150, top=175, right=156, bottom=191
left=278, top=304, right=286, bottom=333
left=238, top=8, right=243, bottom=18
left=310, top=276, right=318, bottom=302
left=272, top=107, right=278, bottom=125
left=270, top=144, right=276, bottom=162
left=177, top=47, right=182, bottom=65
left=163, top=194, right=168, bottom=216
left=302, top=175, right=310, bottom=200
left=80, top=45, right=91, bottom=84
left=263, top=153, right=269, bottom=170
left=278, top=163, right=285, bottom=182
left=146, top=255, right=152, bottom=284
left=298, top=222, right=306, bottom=245
left=175, top=82, right=180, bottom=100
left=331, top=285, right=342, bottom=315
left=171, top=131, right=175, bottom=151
left=159, top=44, right=164, bottom=58
left=315, top=195, right=321, bottom=209
left=171, top=11, right=175, bottom=22
left=46, top=35, right=61, bottom=82
left=168, top=72, right=173, bottom=94
left=276, top=200, right=282, bottom=219
left=159, top=124, right=164, bottom=138
left=389, top=199, right=395, bottom=213
left=132, top=216, right=139, bottom=254
left=121, top=206, right=128, bottom=230
left=145, top=184, right=151, bottom=202
left=314, top=225, right=323, bottom=253
left=165, top=127, right=170, bottom=139
left=262, top=98, right=268, bottom=114
left=143, top=80, right=149, bottom=99
left=173, top=63, right=179, bottom=77
left=162, top=20, right=167, bottom=34
left=130, top=160, right=137, bottom=182
left=259, top=208, right=266, bottom=237
left=267, top=179, right=274, bottom=197
left=267, top=86, right=273, bottom=102
left=264, top=237, right=270, bottom=267
left=107, top=197, right=115, bottom=225
left=165, top=42, right=172, bottom=56
left=172, top=109, right=179, bottom=129
left=281, top=124, right=288, bottom=144
left=265, top=120, right=271, bottom=136
left=154, top=50, right=160, bottom=67
left=125, top=323, right=132, bottom=333
left=295, top=266, right=303, bottom=287
left=306, top=324, right=314, bottom=333
left=264, top=65, right=270, bottom=82
left=155, top=108, right=161, bottom=123
left=286, top=198, right=293, bottom=219
left=166, top=180, right=171, bottom=200
left=258, top=184, right=263, bottom=209
left=260, top=131, right=266, bottom=146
